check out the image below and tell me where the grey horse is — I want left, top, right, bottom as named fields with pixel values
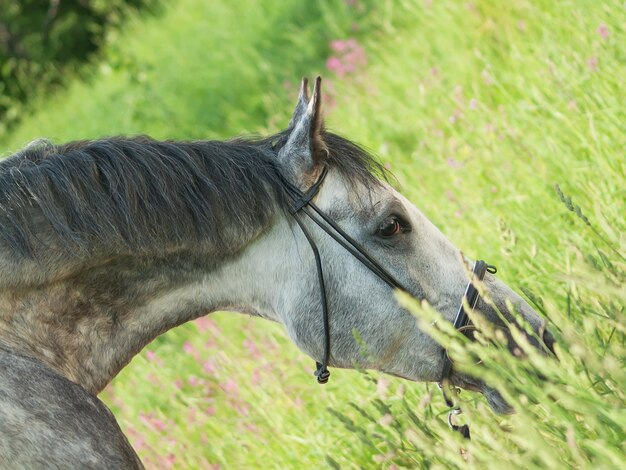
left=0, top=78, right=554, bottom=468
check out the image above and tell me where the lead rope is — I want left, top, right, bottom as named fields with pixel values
left=438, top=260, right=497, bottom=439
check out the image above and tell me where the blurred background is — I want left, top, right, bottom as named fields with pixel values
left=1, top=1, right=624, bottom=469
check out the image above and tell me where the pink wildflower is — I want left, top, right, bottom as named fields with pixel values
left=183, top=341, right=202, bottom=360
left=188, top=375, right=200, bottom=387
left=161, top=454, right=176, bottom=469
left=326, top=38, right=367, bottom=78
left=138, top=412, right=167, bottom=432
left=449, top=109, right=463, bottom=123
left=447, top=158, right=462, bottom=169
left=126, top=426, right=147, bottom=451
left=234, top=402, right=250, bottom=416
left=330, top=40, right=348, bottom=52
left=597, top=23, right=610, bottom=39
left=326, top=56, right=343, bottom=74
left=587, top=56, right=598, bottom=71
left=221, top=378, right=240, bottom=396
left=194, top=316, right=211, bottom=332
left=202, top=360, right=216, bottom=374
left=243, top=338, right=261, bottom=359
left=246, top=423, right=259, bottom=434
left=194, top=316, right=219, bottom=333
left=146, top=350, right=156, bottom=361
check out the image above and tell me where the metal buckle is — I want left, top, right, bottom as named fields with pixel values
left=447, top=407, right=463, bottom=429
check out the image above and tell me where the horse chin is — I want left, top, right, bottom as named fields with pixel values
left=451, top=374, right=515, bottom=415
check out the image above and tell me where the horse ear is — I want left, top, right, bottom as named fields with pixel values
left=288, top=77, right=310, bottom=128
left=279, top=76, right=328, bottom=183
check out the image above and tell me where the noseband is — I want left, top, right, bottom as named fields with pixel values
left=437, top=259, right=497, bottom=438
left=281, top=166, right=496, bottom=437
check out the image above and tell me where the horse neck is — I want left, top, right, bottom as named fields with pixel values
left=0, top=229, right=281, bottom=396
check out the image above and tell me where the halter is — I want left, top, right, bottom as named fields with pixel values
left=281, top=165, right=496, bottom=437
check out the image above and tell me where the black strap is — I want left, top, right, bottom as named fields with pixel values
left=282, top=167, right=332, bottom=384
left=439, top=260, right=496, bottom=385
left=301, top=203, right=405, bottom=290
left=288, top=168, right=328, bottom=215
left=291, top=212, right=331, bottom=384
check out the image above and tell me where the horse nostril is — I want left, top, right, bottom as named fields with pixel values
left=542, top=328, right=557, bottom=356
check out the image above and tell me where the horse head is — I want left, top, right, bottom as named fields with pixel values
left=242, top=77, right=556, bottom=413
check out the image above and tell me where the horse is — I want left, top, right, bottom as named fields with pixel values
left=0, top=78, right=555, bottom=468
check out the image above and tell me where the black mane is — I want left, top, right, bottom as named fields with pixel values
left=0, top=132, right=385, bottom=258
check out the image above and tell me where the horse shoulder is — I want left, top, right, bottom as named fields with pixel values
left=0, top=347, right=143, bottom=469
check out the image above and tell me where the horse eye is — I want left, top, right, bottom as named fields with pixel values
left=378, top=216, right=402, bottom=238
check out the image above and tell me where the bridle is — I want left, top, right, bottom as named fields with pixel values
left=280, top=165, right=496, bottom=438
left=281, top=165, right=404, bottom=384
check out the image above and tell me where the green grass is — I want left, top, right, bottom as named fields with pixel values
left=2, top=0, right=624, bottom=468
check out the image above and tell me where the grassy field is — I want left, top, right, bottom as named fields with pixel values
left=2, top=0, right=624, bottom=468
